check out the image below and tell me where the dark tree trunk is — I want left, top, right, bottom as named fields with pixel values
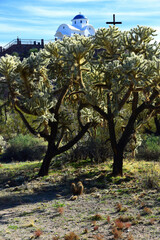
left=38, top=142, right=57, bottom=177
left=154, top=116, right=160, bottom=135
left=92, top=90, right=159, bottom=177
left=38, top=122, right=92, bottom=177
left=144, top=116, right=160, bottom=136
left=112, top=148, right=124, bottom=176
left=111, top=119, right=135, bottom=177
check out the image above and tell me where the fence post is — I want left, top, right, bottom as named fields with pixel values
left=41, top=39, right=44, bottom=47
left=17, top=38, right=21, bottom=45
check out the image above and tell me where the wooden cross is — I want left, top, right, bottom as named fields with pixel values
left=106, top=14, right=122, bottom=26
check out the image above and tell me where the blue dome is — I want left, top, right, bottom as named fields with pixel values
left=72, top=14, right=87, bottom=20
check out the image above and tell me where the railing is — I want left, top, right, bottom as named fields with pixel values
left=2, top=39, right=46, bottom=51
left=3, top=39, right=17, bottom=50
left=0, top=39, right=55, bottom=54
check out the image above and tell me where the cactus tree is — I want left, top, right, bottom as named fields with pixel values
left=0, top=36, right=94, bottom=176
left=83, top=26, right=160, bottom=176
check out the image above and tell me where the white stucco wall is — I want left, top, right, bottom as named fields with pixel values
left=55, top=14, right=95, bottom=40
left=71, top=18, right=88, bottom=29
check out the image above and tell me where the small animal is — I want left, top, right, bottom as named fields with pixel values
left=76, top=181, right=84, bottom=195
left=71, top=183, right=77, bottom=195
left=71, top=181, right=84, bottom=196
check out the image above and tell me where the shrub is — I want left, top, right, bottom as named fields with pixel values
left=0, top=134, right=47, bottom=162
left=137, top=135, right=160, bottom=161
left=143, top=169, right=160, bottom=189
left=137, top=161, right=160, bottom=190
left=64, top=137, right=112, bottom=163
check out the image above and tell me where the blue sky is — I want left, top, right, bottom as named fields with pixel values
left=0, top=0, right=160, bottom=47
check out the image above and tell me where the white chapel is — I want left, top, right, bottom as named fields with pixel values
left=55, top=13, right=95, bottom=40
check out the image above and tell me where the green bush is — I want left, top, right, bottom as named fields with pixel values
left=57, top=137, right=112, bottom=164
left=137, top=135, right=160, bottom=161
left=0, top=134, right=47, bottom=162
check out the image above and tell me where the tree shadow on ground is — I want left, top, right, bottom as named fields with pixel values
left=0, top=169, right=114, bottom=211
left=0, top=184, right=66, bottom=211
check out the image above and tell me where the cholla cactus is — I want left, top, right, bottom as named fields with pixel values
left=122, top=25, right=158, bottom=56
left=0, top=37, right=94, bottom=176
left=94, top=26, right=122, bottom=58
left=58, top=35, right=93, bottom=89
left=0, top=26, right=159, bottom=177
left=83, top=26, right=160, bottom=176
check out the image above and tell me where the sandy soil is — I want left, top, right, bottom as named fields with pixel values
left=0, top=175, right=159, bottom=240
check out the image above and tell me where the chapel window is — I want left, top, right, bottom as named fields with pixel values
left=75, top=21, right=76, bottom=24
left=80, top=20, right=82, bottom=23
